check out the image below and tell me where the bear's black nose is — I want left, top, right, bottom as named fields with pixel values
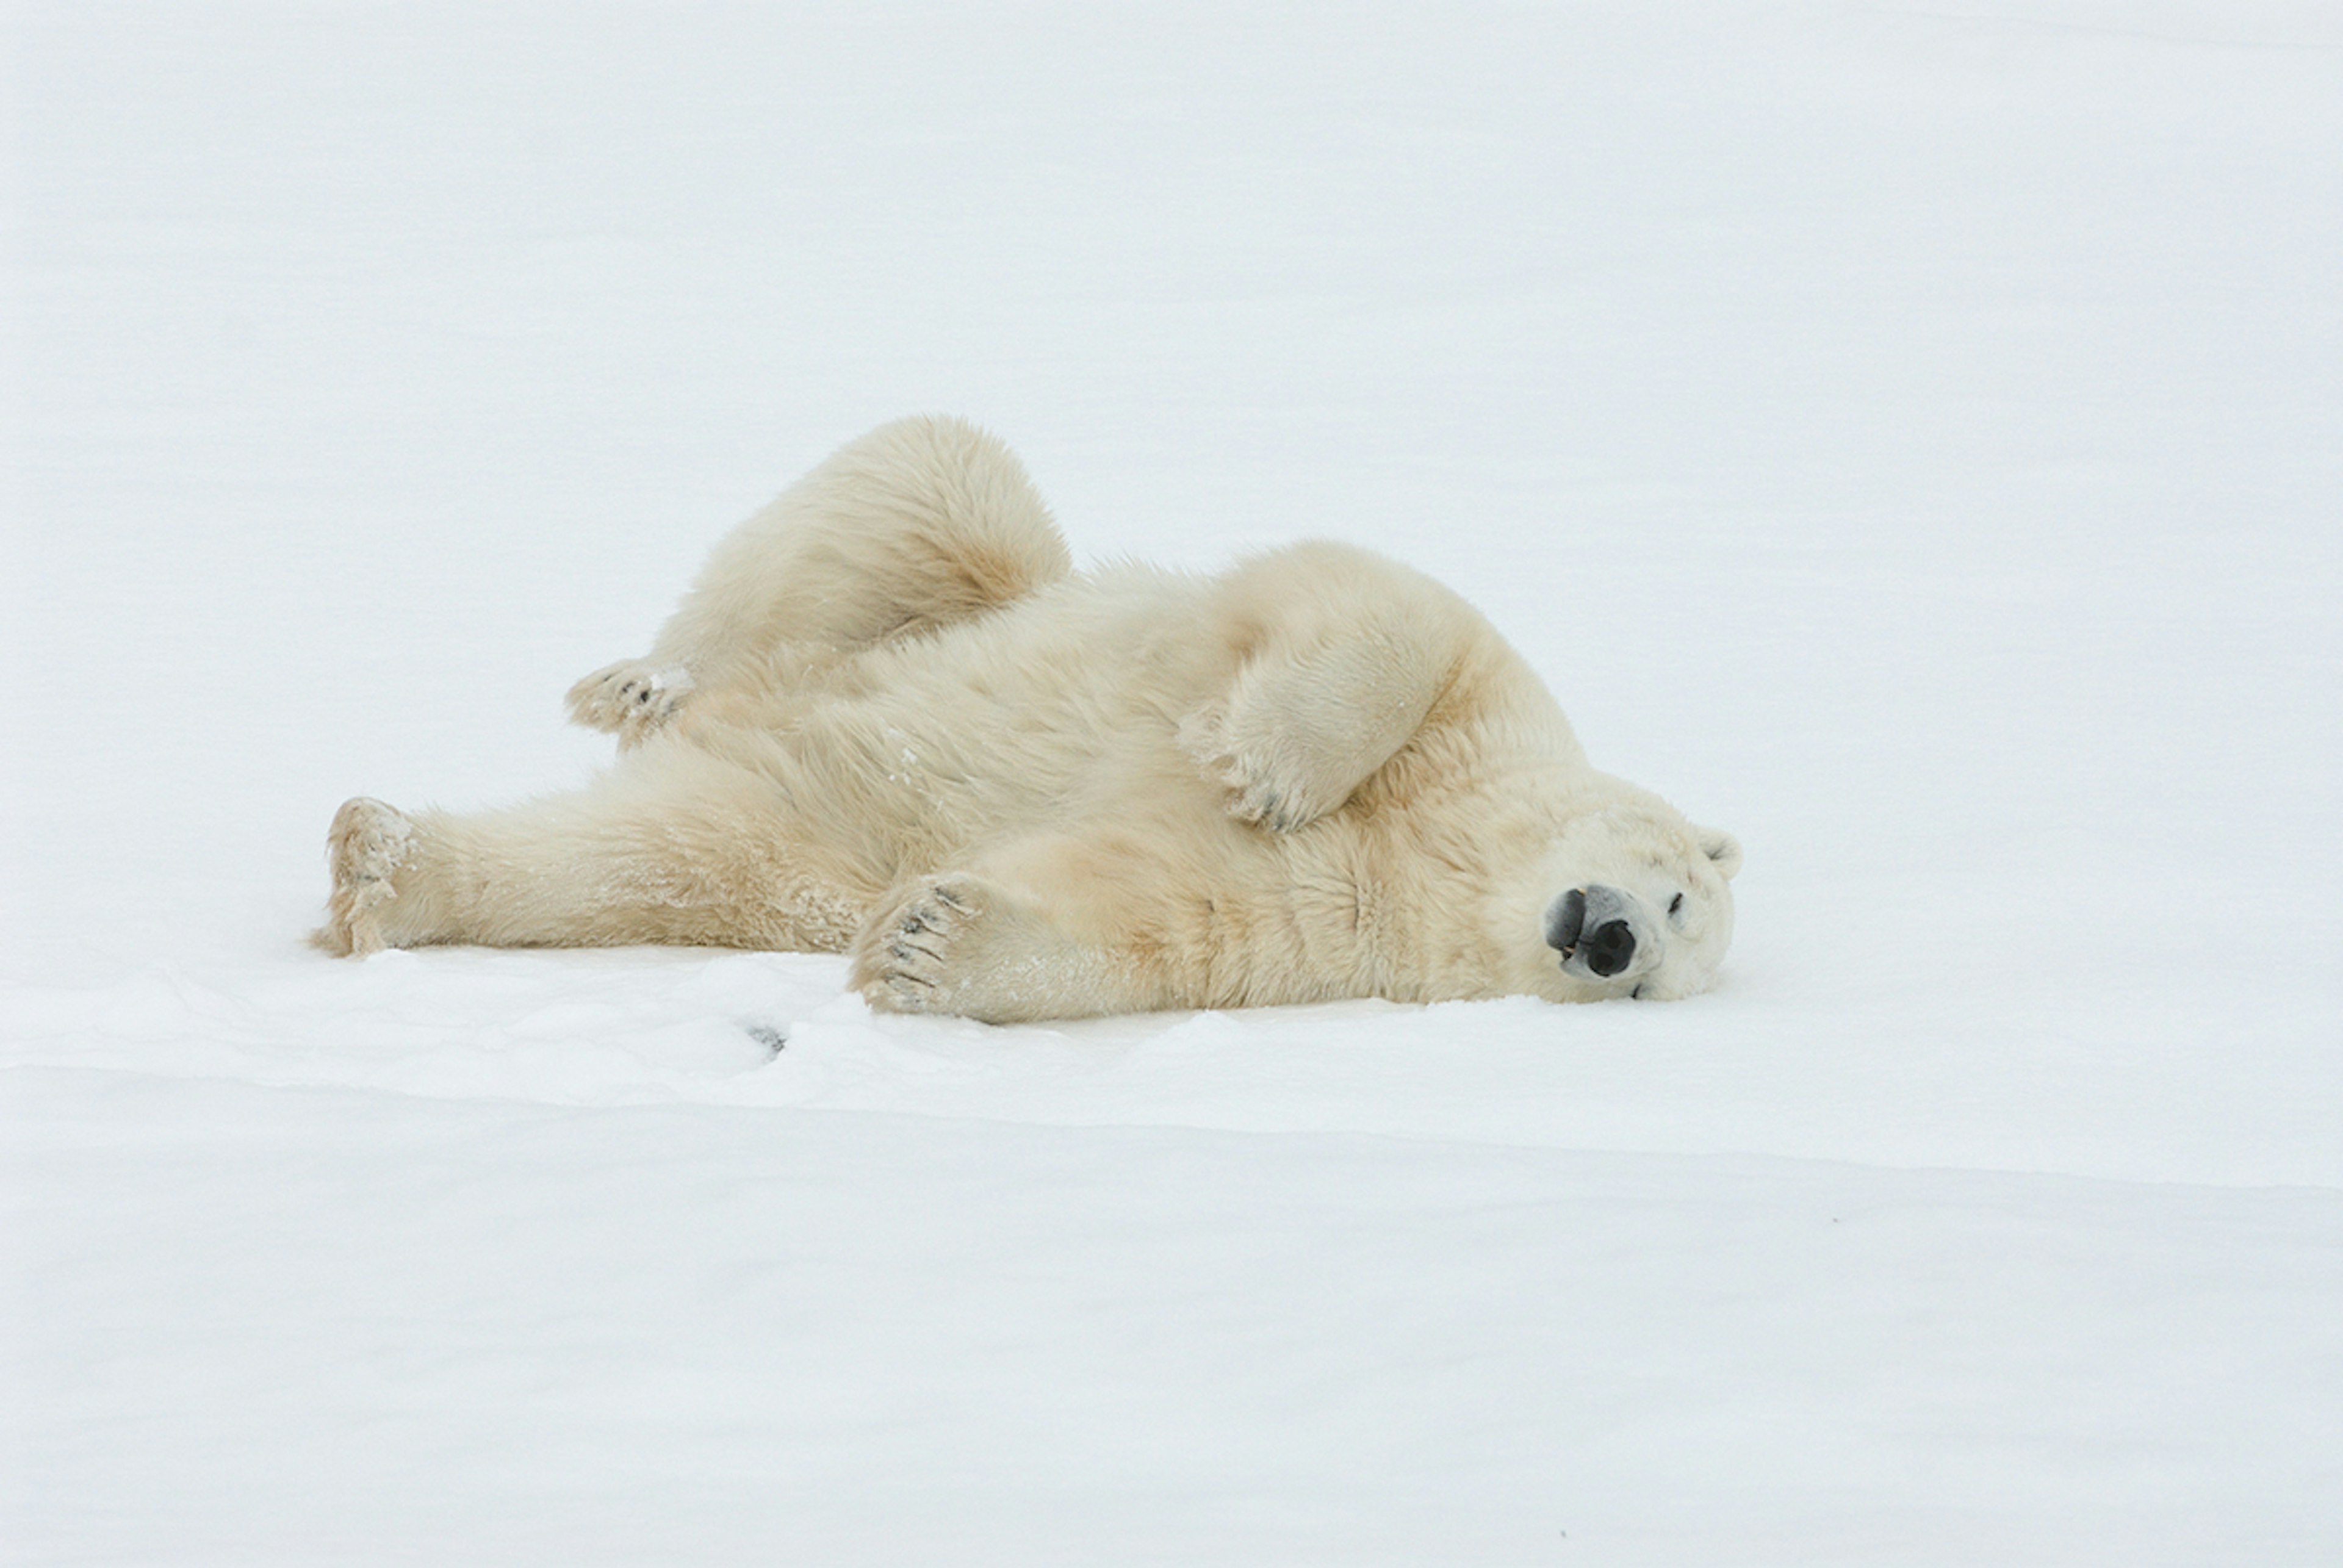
left=1583, top=918, right=1636, bottom=977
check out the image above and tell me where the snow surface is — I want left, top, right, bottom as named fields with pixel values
left=5, top=1, right=2339, bottom=1562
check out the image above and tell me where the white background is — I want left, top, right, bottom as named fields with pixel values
left=5, top=2, right=2339, bottom=1562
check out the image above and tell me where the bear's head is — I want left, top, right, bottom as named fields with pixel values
left=1501, top=795, right=1742, bottom=1003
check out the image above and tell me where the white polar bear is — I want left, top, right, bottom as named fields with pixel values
left=317, top=415, right=1742, bottom=1021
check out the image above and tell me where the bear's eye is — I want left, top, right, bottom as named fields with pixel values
left=1667, top=893, right=1685, bottom=919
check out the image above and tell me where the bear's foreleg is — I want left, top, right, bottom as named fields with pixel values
left=1181, top=617, right=1446, bottom=832
left=1180, top=540, right=1571, bottom=833
left=850, top=872, right=1135, bottom=1023
left=848, top=823, right=1355, bottom=1022
left=849, top=819, right=1209, bottom=1021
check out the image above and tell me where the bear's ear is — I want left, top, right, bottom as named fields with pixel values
left=1697, top=827, right=1743, bottom=881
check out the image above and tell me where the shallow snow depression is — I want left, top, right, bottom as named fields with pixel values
left=5, top=2, right=2339, bottom=1563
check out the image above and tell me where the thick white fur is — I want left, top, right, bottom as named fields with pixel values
left=319, top=415, right=1741, bottom=1021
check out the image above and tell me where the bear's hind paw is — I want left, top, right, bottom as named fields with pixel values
left=564, top=660, right=693, bottom=747
left=315, top=796, right=415, bottom=957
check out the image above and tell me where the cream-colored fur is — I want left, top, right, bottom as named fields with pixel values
left=318, top=415, right=1741, bottom=1021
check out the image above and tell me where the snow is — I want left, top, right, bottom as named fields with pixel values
left=5, top=1, right=2339, bottom=1562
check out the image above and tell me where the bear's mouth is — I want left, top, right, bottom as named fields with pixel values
left=1546, top=889, right=1588, bottom=955
left=1544, top=885, right=1639, bottom=979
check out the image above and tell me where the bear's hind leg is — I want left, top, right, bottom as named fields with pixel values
left=315, top=796, right=416, bottom=956
left=570, top=415, right=1071, bottom=746
left=314, top=752, right=874, bottom=956
left=564, top=660, right=694, bottom=749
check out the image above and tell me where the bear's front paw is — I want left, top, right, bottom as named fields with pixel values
left=854, top=876, right=990, bottom=1015
left=315, top=797, right=414, bottom=957
left=851, top=875, right=1073, bottom=1021
left=564, top=661, right=693, bottom=747
left=1179, top=705, right=1319, bottom=833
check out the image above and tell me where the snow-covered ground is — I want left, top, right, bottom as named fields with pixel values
left=5, top=2, right=2339, bottom=1562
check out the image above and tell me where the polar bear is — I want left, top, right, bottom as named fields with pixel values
left=317, top=415, right=1741, bottom=1021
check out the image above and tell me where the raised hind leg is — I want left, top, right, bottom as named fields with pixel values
left=569, top=415, right=1072, bottom=748
left=314, top=746, right=880, bottom=957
